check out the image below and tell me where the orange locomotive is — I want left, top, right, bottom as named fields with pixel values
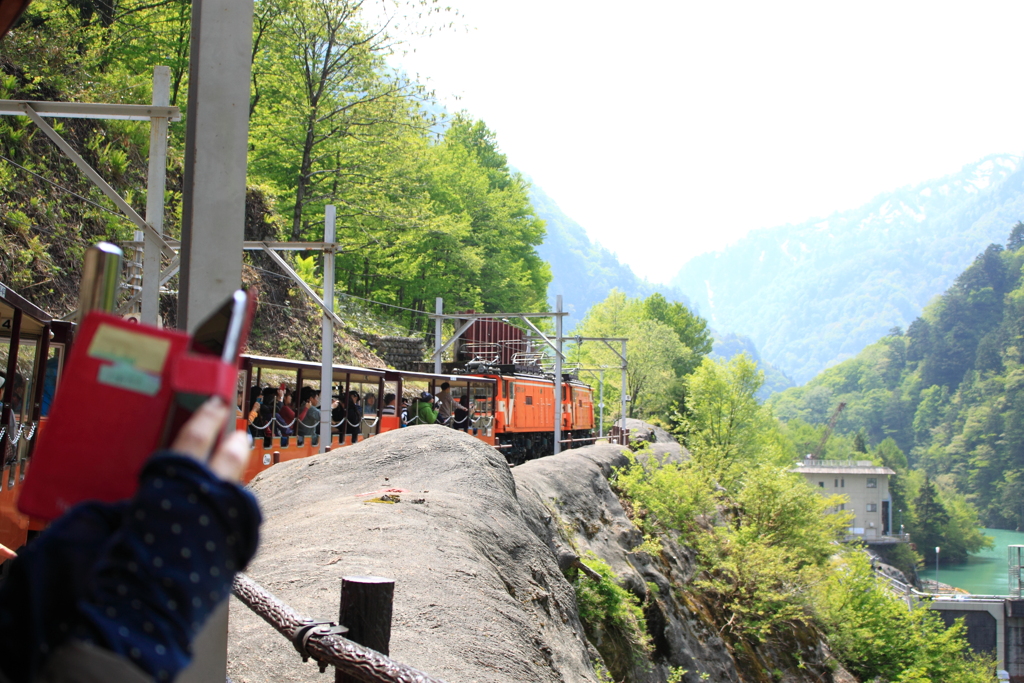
left=450, top=316, right=597, bottom=464
left=487, top=372, right=595, bottom=465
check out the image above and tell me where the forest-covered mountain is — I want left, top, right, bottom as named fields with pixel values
left=769, top=227, right=1024, bottom=530
left=672, top=155, right=1024, bottom=384
left=529, top=183, right=690, bottom=324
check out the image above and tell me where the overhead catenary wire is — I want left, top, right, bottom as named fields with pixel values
left=0, top=154, right=136, bottom=225
left=250, top=266, right=428, bottom=316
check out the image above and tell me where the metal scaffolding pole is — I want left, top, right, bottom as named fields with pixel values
left=620, top=340, right=628, bottom=441
left=553, top=295, right=563, bottom=455
left=434, top=297, right=444, bottom=374
left=320, top=207, right=336, bottom=453
left=177, top=0, right=254, bottom=332
left=141, top=66, right=170, bottom=325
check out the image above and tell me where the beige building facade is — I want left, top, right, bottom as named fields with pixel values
left=791, top=459, right=897, bottom=541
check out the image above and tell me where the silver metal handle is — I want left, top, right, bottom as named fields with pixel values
left=78, top=242, right=124, bottom=322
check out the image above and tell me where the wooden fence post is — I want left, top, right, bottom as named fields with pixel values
left=335, top=576, right=395, bottom=683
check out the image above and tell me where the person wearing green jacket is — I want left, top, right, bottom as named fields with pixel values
left=416, top=391, right=438, bottom=425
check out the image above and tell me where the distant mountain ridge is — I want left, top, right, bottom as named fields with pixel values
left=529, top=181, right=794, bottom=385
left=671, top=154, right=1024, bottom=384
left=528, top=182, right=690, bottom=325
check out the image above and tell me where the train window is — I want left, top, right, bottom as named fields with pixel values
left=525, top=396, right=533, bottom=405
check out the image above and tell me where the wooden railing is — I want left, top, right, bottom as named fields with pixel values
left=231, top=573, right=447, bottom=683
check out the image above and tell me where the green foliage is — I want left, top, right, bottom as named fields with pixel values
left=616, top=451, right=849, bottom=643
left=677, top=354, right=789, bottom=486
left=612, top=350, right=989, bottom=678
left=813, top=552, right=993, bottom=683
left=570, top=290, right=710, bottom=421
left=689, top=466, right=851, bottom=642
left=573, top=553, right=653, bottom=667
left=0, top=0, right=551, bottom=335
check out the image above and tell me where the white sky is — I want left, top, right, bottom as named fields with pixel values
left=387, top=0, right=1024, bottom=284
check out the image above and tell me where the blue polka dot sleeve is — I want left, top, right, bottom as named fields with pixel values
left=0, top=453, right=262, bottom=683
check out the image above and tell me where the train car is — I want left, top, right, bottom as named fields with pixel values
left=0, top=291, right=603, bottom=552
left=237, top=355, right=497, bottom=483
left=0, top=282, right=74, bottom=554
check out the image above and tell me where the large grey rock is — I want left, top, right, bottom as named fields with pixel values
left=228, top=426, right=598, bottom=683
left=623, top=419, right=688, bottom=463
left=513, top=446, right=739, bottom=683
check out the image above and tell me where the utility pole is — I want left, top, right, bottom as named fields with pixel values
left=174, top=1, right=254, bottom=680
left=320, top=207, right=336, bottom=453
left=434, top=298, right=443, bottom=374
left=553, top=295, right=563, bottom=455
left=620, top=340, right=628, bottom=441
left=177, top=0, right=254, bottom=332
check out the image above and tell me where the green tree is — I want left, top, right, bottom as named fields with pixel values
left=909, top=477, right=949, bottom=564
left=572, top=290, right=690, bottom=420
left=679, top=354, right=785, bottom=486
left=814, top=552, right=993, bottom=682
left=642, top=292, right=712, bottom=376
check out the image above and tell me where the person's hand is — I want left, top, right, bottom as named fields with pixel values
left=170, top=398, right=250, bottom=483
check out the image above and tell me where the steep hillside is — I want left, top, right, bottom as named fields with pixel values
left=769, top=230, right=1024, bottom=529
left=529, top=183, right=690, bottom=323
left=672, top=155, right=1024, bottom=383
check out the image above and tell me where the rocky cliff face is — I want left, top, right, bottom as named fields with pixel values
left=227, top=427, right=838, bottom=682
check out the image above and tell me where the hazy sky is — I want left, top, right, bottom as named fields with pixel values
left=389, top=1, right=1024, bottom=284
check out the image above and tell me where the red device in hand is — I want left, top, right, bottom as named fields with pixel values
left=19, top=291, right=255, bottom=520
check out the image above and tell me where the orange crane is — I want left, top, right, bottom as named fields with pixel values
left=811, top=402, right=847, bottom=459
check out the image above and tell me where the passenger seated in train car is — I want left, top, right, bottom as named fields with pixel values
left=0, top=373, right=16, bottom=439
left=416, top=391, right=438, bottom=425
left=399, top=397, right=409, bottom=426
left=10, top=372, right=24, bottom=416
left=435, top=382, right=453, bottom=426
left=344, top=391, right=361, bottom=443
left=257, top=386, right=277, bottom=448
left=41, top=355, right=60, bottom=417
left=453, top=394, right=473, bottom=432
left=296, top=387, right=321, bottom=446
left=0, top=398, right=261, bottom=683
left=362, top=393, right=376, bottom=415
left=275, top=389, right=295, bottom=446
left=381, top=393, right=396, bottom=416
left=245, top=385, right=262, bottom=442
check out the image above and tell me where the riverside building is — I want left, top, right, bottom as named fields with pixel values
left=790, top=459, right=901, bottom=542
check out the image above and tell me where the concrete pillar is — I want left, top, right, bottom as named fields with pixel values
left=177, top=0, right=254, bottom=332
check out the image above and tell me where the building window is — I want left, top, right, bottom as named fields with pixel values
left=866, top=503, right=877, bottom=512
left=834, top=478, right=838, bottom=488
left=841, top=478, right=845, bottom=487
left=819, top=482, right=824, bottom=488
left=840, top=503, right=845, bottom=510
left=867, top=478, right=877, bottom=488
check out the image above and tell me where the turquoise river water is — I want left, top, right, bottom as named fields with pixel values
left=916, top=528, right=1024, bottom=595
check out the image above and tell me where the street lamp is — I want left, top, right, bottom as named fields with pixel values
left=936, top=546, right=940, bottom=586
